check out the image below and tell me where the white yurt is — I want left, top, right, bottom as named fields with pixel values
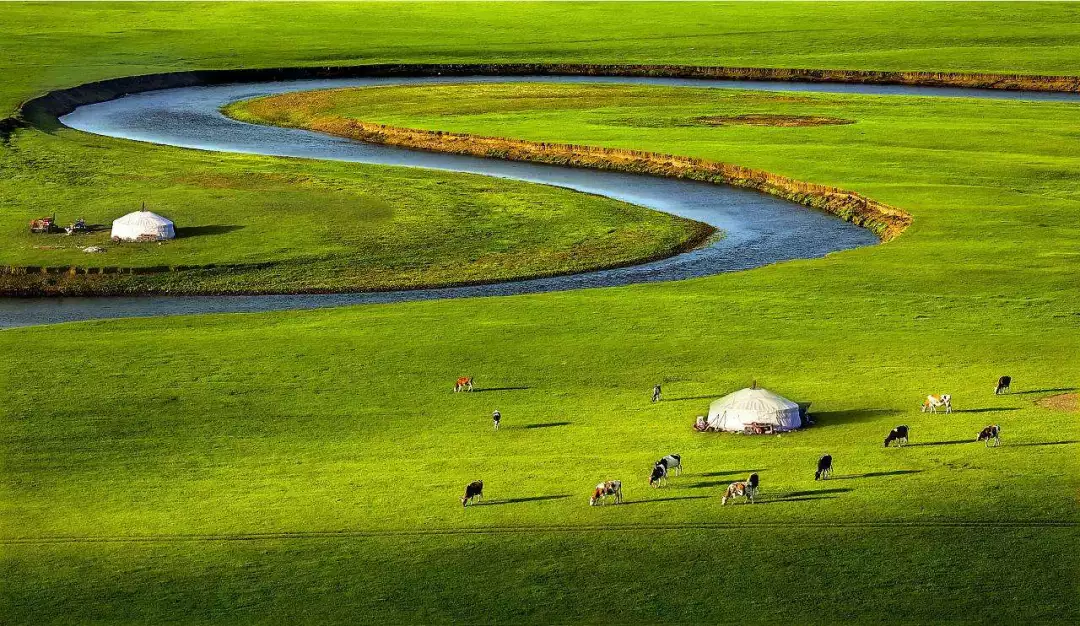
left=111, top=208, right=175, bottom=242
left=706, top=386, right=803, bottom=433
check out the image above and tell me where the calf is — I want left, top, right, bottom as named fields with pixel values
left=921, top=394, right=952, bottom=414
left=649, top=463, right=668, bottom=488
left=721, top=473, right=759, bottom=505
left=995, top=376, right=1012, bottom=395
left=977, top=424, right=1001, bottom=447
left=884, top=425, right=909, bottom=448
left=454, top=376, right=474, bottom=393
left=815, top=454, right=833, bottom=480
left=461, top=480, right=484, bottom=507
left=590, top=480, right=623, bottom=506
left=655, top=454, right=682, bottom=477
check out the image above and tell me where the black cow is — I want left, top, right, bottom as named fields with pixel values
left=995, top=376, right=1012, bottom=395
left=884, top=425, right=909, bottom=448
left=462, top=480, right=484, bottom=507
left=815, top=454, right=833, bottom=480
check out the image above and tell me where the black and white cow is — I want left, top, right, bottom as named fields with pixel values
left=655, top=454, right=682, bottom=477
left=977, top=424, right=1001, bottom=447
left=722, top=473, right=759, bottom=505
left=815, top=454, right=833, bottom=480
left=590, top=480, right=623, bottom=506
left=995, top=376, right=1012, bottom=395
left=884, top=425, right=909, bottom=448
left=649, top=463, right=668, bottom=488
left=462, top=480, right=484, bottom=507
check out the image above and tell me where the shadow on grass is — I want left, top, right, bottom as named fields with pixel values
left=686, top=480, right=729, bottom=489
left=778, top=488, right=852, bottom=498
left=1008, top=387, right=1077, bottom=396
left=473, top=386, right=530, bottom=393
left=175, top=225, right=245, bottom=238
left=812, top=409, right=903, bottom=425
left=473, top=495, right=570, bottom=507
left=1009, top=440, right=1078, bottom=448
left=831, top=470, right=923, bottom=480
left=755, top=496, right=837, bottom=505
left=907, top=440, right=970, bottom=447
left=521, top=421, right=571, bottom=429
left=700, top=469, right=765, bottom=477
left=663, top=394, right=724, bottom=402
left=619, top=496, right=710, bottom=506
left=954, top=407, right=1020, bottom=414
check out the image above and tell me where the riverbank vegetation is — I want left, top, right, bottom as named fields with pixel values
left=2, top=2, right=1080, bottom=624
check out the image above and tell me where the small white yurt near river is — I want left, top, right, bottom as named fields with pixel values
left=111, top=208, right=175, bottom=242
left=707, top=386, right=803, bottom=433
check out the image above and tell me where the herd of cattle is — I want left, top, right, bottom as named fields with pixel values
left=458, top=376, right=1014, bottom=507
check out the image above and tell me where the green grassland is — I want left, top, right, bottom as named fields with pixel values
left=2, top=2, right=1080, bottom=624
left=0, top=129, right=703, bottom=294
left=5, top=1, right=1080, bottom=117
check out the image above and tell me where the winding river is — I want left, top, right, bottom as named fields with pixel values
left=4, top=75, right=1077, bottom=328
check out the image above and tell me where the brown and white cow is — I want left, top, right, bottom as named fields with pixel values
left=462, top=480, right=484, bottom=507
left=721, top=473, right=759, bottom=505
left=921, top=394, right=952, bottom=414
left=454, top=376, right=474, bottom=393
left=590, top=480, right=623, bottom=506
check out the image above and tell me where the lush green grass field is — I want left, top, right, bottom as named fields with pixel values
left=5, top=1, right=1080, bottom=117
left=2, top=2, right=1080, bottom=624
left=0, top=128, right=702, bottom=294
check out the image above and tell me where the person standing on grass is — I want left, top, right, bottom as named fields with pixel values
left=492, top=409, right=501, bottom=430
left=652, top=384, right=662, bottom=403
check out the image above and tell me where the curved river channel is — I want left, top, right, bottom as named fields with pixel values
left=4, top=75, right=1079, bottom=328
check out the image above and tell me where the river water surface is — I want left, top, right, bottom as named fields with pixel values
left=6, top=75, right=1075, bottom=328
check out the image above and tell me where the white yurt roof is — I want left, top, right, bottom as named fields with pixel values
left=707, top=387, right=802, bottom=432
left=111, top=209, right=175, bottom=241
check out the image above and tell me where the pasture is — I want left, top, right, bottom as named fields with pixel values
left=0, top=125, right=702, bottom=294
left=2, top=2, right=1079, bottom=624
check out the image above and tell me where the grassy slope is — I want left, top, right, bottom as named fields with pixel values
left=5, top=2, right=1080, bottom=116
left=2, top=2, right=1080, bottom=624
left=0, top=129, right=702, bottom=294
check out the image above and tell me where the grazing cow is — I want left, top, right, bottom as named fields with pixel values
left=455, top=376, right=474, bottom=393
left=995, top=376, right=1012, bottom=395
left=492, top=409, right=501, bottom=431
left=977, top=424, right=1001, bottom=447
left=649, top=463, right=668, bottom=488
left=921, top=394, right=952, bottom=414
left=652, top=384, right=662, bottom=403
left=721, top=473, right=759, bottom=505
left=655, top=454, right=682, bottom=477
left=884, top=425, right=910, bottom=448
left=590, top=480, right=623, bottom=506
left=461, top=480, right=484, bottom=507
left=815, top=454, right=833, bottom=480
